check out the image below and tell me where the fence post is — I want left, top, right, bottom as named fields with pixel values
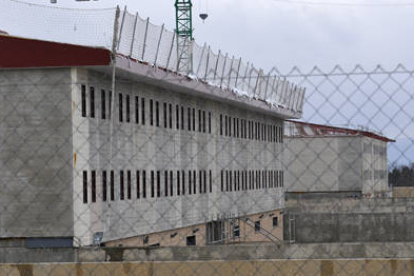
left=129, top=12, right=139, bottom=58
left=254, top=69, right=263, bottom=99
left=234, top=58, right=242, bottom=89
left=203, top=46, right=211, bottom=81
left=220, top=53, right=228, bottom=88
left=117, top=5, right=127, bottom=51
left=227, top=56, right=235, bottom=89
left=242, top=62, right=250, bottom=92
left=270, top=76, right=277, bottom=105
left=166, top=31, right=176, bottom=71
left=213, top=50, right=221, bottom=83
left=141, top=17, right=150, bottom=61
left=154, top=24, right=165, bottom=67
left=263, top=73, right=271, bottom=101
left=196, top=43, right=207, bottom=78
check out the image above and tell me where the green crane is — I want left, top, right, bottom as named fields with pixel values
left=175, top=0, right=193, bottom=74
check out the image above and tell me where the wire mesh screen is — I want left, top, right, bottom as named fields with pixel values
left=1, top=0, right=414, bottom=275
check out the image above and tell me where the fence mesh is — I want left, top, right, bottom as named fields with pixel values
left=1, top=0, right=414, bottom=275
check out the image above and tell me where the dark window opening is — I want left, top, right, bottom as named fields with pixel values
left=137, top=171, right=140, bottom=199
left=118, top=93, right=123, bottom=122
left=164, top=171, right=169, bottom=197
left=193, top=170, right=196, bottom=194
left=188, top=107, right=191, bottom=131
left=198, top=110, right=202, bottom=132
left=181, top=106, right=184, bottom=130
left=101, top=90, right=106, bottom=120
left=164, top=102, right=168, bottom=128
left=151, top=171, right=155, bottom=198
left=110, top=171, right=115, bottom=201
left=189, top=171, right=192, bottom=195
left=182, top=170, right=186, bottom=195
left=141, top=98, right=146, bottom=125
left=83, top=171, right=88, bottom=204
left=208, top=112, right=212, bottom=134
left=150, top=99, right=154, bottom=126
left=157, top=171, right=161, bottom=198
left=120, top=171, right=125, bottom=200
left=91, top=170, right=96, bottom=203
left=156, top=101, right=159, bottom=127
left=81, top=85, right=87, bottom=117
left=169, top=104, right=173, bottom=129
left=255, top=221, right=261, bottom=232
left=273, top=217, right=279, bottom=228
left=177, top=171, right=181, bottom=196
left=102, top=171, right=107, bottom=202
left=127, top=170, right=131, bottom=199
left=126, top=95, right=130, bottom=123
left=192, top=108, right=196, bottom=131
left=186, top=235, right=196, bottom=246
left=108, top=91, right=112, bottom=120
left=176, top=105, right=180, bottom=129
left=90, top=87, right=95, bottom=118
left=209, top=170, right=212, bottom=193
left=143, top=171, right=147, bottom=198
left=170, top=171, right=173, bottom=197
left=135, top=96, right=139, bottom=124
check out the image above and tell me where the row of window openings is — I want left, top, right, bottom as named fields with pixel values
left=220, top=170, right=284, bottom=192
left=81, top=85, right=212, bottom=134
left=220, top=115, right=283, bottom=143
left=82, top=170, right=213, bottom=204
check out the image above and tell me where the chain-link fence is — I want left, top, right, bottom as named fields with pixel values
left=1, top=0, right=414, bottom=275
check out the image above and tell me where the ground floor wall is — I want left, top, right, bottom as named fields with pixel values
left=104, top=209, right=283, bottom=247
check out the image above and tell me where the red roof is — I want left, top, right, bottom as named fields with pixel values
left=285, top=120, right=395, bottom=143
left=0, top=35, right=111, bottom=68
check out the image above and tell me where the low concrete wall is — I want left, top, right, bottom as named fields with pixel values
left=2, top=259, right=414, bottom=276
left=393, top=187, right=414, bottom=198
left=1, top=242, right=414, bottom=263
left=284, top=197, right=414, bottom=243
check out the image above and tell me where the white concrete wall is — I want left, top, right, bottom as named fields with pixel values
left=72, top=68, right=285, bottom=245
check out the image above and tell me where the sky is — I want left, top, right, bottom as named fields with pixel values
left=3, top=0, right=414, bottom=165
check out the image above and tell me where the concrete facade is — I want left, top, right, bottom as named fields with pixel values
left=284, top=121, right=392, bottom=196
left=0, top=63, right=292, bottom=246
left=74, top=68, right=285, bottom=245
left=284, top=197, right=414, bottom=243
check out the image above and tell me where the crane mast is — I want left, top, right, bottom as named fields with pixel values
left=175, top=0, right=193, bottom=74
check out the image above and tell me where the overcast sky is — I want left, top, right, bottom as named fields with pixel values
left=19, top=0, right=414, bottom=72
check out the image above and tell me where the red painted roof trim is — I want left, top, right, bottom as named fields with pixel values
left=0, top=35, right=111, bottom=68
left=286, top=120, right=395, bottom=143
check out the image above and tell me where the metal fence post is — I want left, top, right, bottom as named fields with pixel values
left=116, top=5, right=127, bottom=51
left=234, top=58, right=242, bottom=89
left=203, top=46, right=211, bottom=81
left=166, top=31, right=176, bottom=70
left=196, top=43, right=207, bottom=78
left=154, top=24, right=165, bottom=67
left=129, top=12, right=139, bottom=58
left=242, top=62, right=250, bottom=92
left=213, top=50, right=221, bottom=83
left=227, top=56, right=235, bottom=89
left=264, top=73, right=271, bottom=101
left=220, top=53, right=228, bottom=88
left=254, top=69, right=263, bottom=99
left=141, top=17, right=150, bottom=61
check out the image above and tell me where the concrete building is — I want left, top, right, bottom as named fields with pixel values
left=0, top=34, right=303, bottom=247
left=284, top=120, right=394, bottom=197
